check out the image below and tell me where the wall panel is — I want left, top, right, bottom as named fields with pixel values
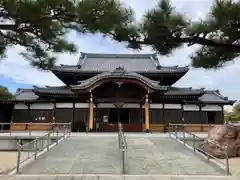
left=164, top=110, right=182, bottom=124
left=30, top=110, right=53, bottom=123
left=55, top=109, right=73, bottom=123
left=150, top=109, right=163, bottom=124
left=183, top=111, right=201, bottom=124
left=13, top=109, right=29, bottom=122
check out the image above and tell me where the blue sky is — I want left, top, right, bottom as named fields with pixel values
left=0, top=75, right=31, bottom=93
left=0, top=0, right=240, bottom=101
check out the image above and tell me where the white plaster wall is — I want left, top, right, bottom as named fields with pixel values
left=183, top=105, right=199, bottom=111
left=202, top=105, right=222, bottom=111
left=149, top=104, right=163, bottom=109
left=56, top=103, right=73, bottom=108
left=30, top=103, right=54, bottom=110
left=75, top=103, right=89, bottom=108
left=122, top=104, right=140, bottom=108
left=165, top=104, right=181, bottom=109
left=98, top=103, right=115, bottom=108
left=14, top=104, right=28, bottom=109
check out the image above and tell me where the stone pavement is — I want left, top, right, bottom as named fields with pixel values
left=19, top=136, right=121, bottom=174
left=2, top=133, right=238, bottom=180
left=127, top=137, right=225, bottom=175
left=0, top=175, right=237, bottom=180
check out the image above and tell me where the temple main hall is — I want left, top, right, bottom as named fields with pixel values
left=12, top=53, right=234, bottom=132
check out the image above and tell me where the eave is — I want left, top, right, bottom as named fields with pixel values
left=51, top=66, right=189, bottom=75
left=70, top=71, right=168, bottom=93
left=183, top=100, right=235, bottom=105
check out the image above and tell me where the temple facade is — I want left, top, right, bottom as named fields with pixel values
left=12, top=53, right=234, bottom=132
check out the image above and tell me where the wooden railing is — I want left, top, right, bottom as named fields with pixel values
left=142, top=124, right=217, bottom=132
left=0, top=122, right=218, bottom=133
left=0, top=123, right=72, bottom=135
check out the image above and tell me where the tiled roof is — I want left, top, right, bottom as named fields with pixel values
left=33, top=86, right=74, bottom=95
left=198, top=90, right=234, bottom=103
left=14, top=88, right=38, bottom=100
left=14, top=87, right=234, bottom=105
left=52, top=52, right=189, bottom=73
left=77, top=52, right=159, bottom=72
left=52, top=65, right=189, bottom=73
left=164, top=87, right=204, bottom=96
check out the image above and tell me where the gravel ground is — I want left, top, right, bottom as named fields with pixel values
left=0, top=152, right=29, bottom=174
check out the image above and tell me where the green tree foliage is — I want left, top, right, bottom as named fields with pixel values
left=225, top=102, right=240, bottom=122
left=0, top=0, right=134, bottom=70
left=0, top=85, right=13, bottom=101
left=188, top=0, right=240, bottom=69
left=1, top=0, right=240, bottom=70
left=120, top=0, right=240, bottom=69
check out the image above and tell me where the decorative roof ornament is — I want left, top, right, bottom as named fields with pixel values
left=116, top=81, right=123, bottom=88
left=111, top=65, right=126, bottom=75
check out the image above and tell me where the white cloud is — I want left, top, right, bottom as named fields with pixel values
left=0, top=0, right=239, bottom=100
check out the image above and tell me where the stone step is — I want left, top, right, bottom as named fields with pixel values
left=1, top=174, right=237, bottom=180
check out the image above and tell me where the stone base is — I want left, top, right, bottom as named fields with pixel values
left=145, top=129, right=151, bottom=133
left=87, top=128, right=94, bottom=132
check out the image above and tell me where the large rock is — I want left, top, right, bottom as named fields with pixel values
left=200, top=125, right=240, bottom=158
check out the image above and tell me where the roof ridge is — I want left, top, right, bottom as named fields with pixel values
left=15, top=88, right=23, bottom=95
left=59, top=64, right=76, bottom=67
left=80, top=52, right=157, bottom=57
left=15, top=88, right=33, bottom=95
left=45, top=85, right=69, bottom=89
left=77, top=52, right=87, bottom=66
left=211, top=90, right=228, bottom=100
left=150, top=55, right=160, bottom=68
left=170, top=87, right=204, bottom=91
left=160, top=65, right=189, bottom=69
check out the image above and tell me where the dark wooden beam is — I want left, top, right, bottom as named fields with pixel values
left=95, top=97, right=145, bottom=103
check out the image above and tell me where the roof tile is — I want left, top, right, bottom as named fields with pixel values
left=78, top=52, right=158, bottom=72
left=33, top=86, right=74, bottom=95
left=14, top=89, right=39, bottom=100
left=198, top=91, right=228, bottom=103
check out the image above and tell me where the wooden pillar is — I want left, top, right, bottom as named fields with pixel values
left=27, top=103, right=31, bottom=122
left=181, top=103, right=184, bottom=123
left=145, top=94, right=150, bottom=133
left=89, top=91, right=94, bottom=130
left=95, top=103, right=99, bottom=131
left=52, top=102, right=56, bottom=123
left=73, top=102, right=75, bottom=124
left=199, top=104, right=203, bottom=132
left=162, top=103, right=166, bottom=133
left=26, top=103, right=31, bottom=131
left=199, top=104, right=202, bottom=123
left=162, top=103, right=165, bottom=124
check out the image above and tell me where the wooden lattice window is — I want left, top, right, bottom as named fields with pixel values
left=34, top=111, right=52, bottom=121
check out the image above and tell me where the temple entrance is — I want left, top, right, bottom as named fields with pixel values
left=99, top=108, right=142, bottom=132
left=108, top=108, right=118, bottom=123
left=108, top=108, right=129, bottom=124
